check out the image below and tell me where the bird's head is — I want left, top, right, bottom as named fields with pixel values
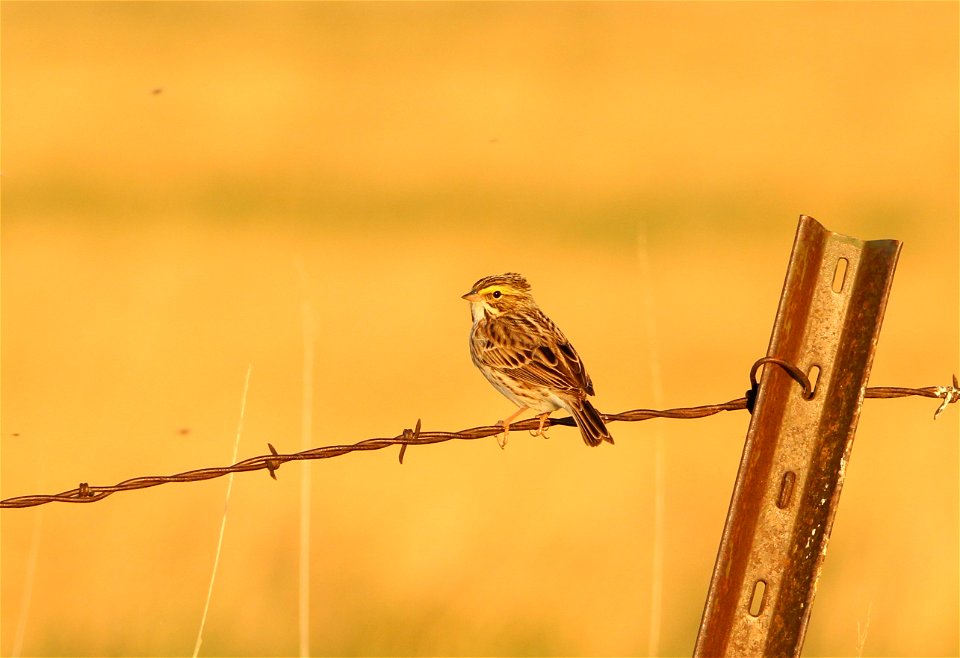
left=461, top=272, right=535, bottom=320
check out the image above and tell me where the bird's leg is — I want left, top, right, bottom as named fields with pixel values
left=497, top=406, right=529, bottom=449
left=530, top=412, right=552, bottom=439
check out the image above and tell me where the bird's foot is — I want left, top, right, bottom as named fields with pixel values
left=496, top=421, right=510, bottom=449
left=529, top=412, right=552, bottom=439
left=496, top=406, right=529, bottom=449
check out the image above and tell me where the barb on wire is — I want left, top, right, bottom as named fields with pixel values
left=866, top=373, right=960, bottom=420
left=2, top=368, right=956, bottom=509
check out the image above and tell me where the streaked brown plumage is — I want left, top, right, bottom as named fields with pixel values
left=462, top=273, right=613, bottom=448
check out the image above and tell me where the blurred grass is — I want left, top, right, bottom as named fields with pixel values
left=2, top=2, right=958, bottom=657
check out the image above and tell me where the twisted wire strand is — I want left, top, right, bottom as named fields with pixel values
left=2, top=371, right=955, bottom=509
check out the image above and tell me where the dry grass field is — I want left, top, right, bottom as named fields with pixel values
left=2, top=3, right=957, bottom=656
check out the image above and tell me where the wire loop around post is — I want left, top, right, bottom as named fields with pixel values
left=747, top=357, right=813, bottom=412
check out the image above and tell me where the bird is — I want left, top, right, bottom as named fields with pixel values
left=461, top=272, right=613, bottom=448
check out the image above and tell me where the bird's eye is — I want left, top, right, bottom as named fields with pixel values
left=492, top=290, right=502, bottom=299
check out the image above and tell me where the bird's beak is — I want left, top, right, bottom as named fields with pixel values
left=462, top=291, right=481, bottom=302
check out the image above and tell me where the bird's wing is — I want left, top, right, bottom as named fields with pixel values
left=473, top=315, right=594, bottom=397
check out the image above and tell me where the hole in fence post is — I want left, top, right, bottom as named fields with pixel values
left=806, top=365, right=821, bottom=399
left=748, top=580, right=767, bottom=617
left=777, top=471, right=797, bottom=509
left=832, top=257, right=849, bottom=292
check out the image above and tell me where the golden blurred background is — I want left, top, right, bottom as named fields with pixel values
left=2, top=3, right=957, bottom=656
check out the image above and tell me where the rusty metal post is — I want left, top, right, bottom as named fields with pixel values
left=693, top=216, right=902, bottom=657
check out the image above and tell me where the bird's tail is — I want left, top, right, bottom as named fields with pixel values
left=570, top=399, right=614, bottom=447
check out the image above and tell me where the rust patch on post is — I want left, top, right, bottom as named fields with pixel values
left=694, top=216, right=901, bottom=657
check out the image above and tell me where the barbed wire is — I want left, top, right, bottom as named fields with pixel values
left=2, top=366, right=956, bottom=509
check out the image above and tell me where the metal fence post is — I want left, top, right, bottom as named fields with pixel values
left=693, top=215, right=902, bottom=657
